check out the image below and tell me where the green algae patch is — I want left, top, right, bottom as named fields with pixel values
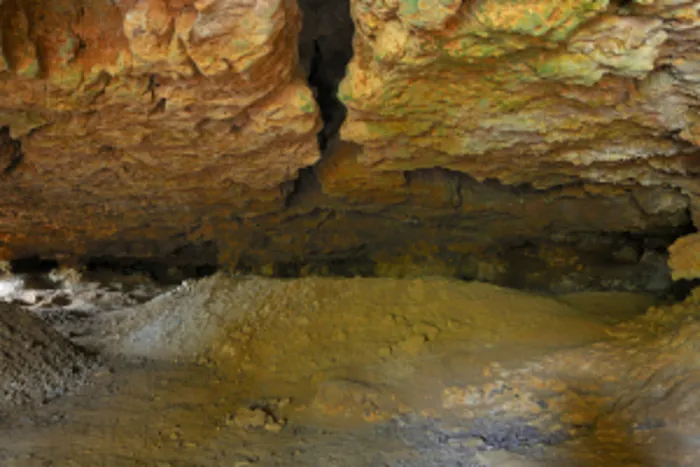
left=533, top=53, right=604, bottom=86
left=297, top=89, right=317, bottom=114
left=471, top=0, right=609, bottom=40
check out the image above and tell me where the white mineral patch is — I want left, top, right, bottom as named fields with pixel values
left=0, top=276, right=26, bottom=301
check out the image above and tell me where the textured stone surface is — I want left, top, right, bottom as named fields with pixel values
left=0, top=0, right=320, bottom=259
left=669, top=233, right=700, bottom=280
left=340, top=0, right=698, bottom=187
left=210, top=141, right=689, bottom=292
left=0, top=0, right=698, bottom=286
left=333, top=0, right=700, bottom=278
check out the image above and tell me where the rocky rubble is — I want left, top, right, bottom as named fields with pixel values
left=0, top=302, right=98, bottom=412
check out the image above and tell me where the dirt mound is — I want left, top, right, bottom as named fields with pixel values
left=0, top=274, right=682, bottom=466
left=0, top=303, right=98, bottom=411
left=94, top=274, right=281, bottom=359
left=88, top=273, right=642, bottom=424
left=98, top=274, right=617, bottom=364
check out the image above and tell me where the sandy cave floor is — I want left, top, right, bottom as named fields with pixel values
left=0, top=271, right=699, bottom=466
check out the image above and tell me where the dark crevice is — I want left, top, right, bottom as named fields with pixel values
left=0, top=126, right=23, bottom=174
left=615, top=0, right=636, bottom=13
left=144, top=74, right=160, bottom=102
left=73, top=242, right=220, bottom=285
left=149, top=98, right=167, bottom=115
left=10, top=256, right=60, bottom=275
left=298, top=0, right=354, bottom=152
left=236, top=247, right=376, bottom=279
left=498, top=226, right=698, bottom=300
left=285, top=166, right=321, bottom=209
left=84, top=256, right=218, bottom=285
left=9, top=225, right=696, bottom=297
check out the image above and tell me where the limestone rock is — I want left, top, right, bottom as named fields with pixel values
left=669, top=233, right=700, bottom=280
left=339, top=0, right=699, bottom=189
left=0, top=0, right=696, bottom=284
left=0, top=0, right=320, bottom=260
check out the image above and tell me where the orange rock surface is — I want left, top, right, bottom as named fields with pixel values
left=340, top=0, right=699, bottom=187
left=669, top=233, right=700, bottom=280
left=0, top=0, right=698, bottom=283
left=0, top=0, right=320, bottom=259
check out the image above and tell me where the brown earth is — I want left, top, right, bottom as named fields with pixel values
left=1, top=273, right=700, bottom=466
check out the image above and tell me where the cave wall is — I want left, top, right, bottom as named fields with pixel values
left=0, top=0, right=320, bottom=259
left=0, top=0, right=698, bottom=287
left=341, top=0, right=700, bottom=183
left=335, top=0, right=700, bottom=204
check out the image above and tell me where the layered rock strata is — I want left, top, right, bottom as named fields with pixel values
left=0, top=0, right=698, bottom=289
left=0, top=0, right=320, bottom=259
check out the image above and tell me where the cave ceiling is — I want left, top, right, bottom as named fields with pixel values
left=0, top=0, right=698, bottom=284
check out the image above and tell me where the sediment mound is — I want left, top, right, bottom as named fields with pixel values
left=100, top=273, right=622, bottom=370
left=0, top=303, right=98, bottom=411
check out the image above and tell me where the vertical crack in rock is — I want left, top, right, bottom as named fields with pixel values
left=0, top=126, right=23, bottom=174
left=298, top=0, right=354, bottom=152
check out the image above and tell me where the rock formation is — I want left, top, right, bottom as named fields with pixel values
left=0, top=0, right=698, bottom=290
left=0, top=0, right=320, bottom=259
